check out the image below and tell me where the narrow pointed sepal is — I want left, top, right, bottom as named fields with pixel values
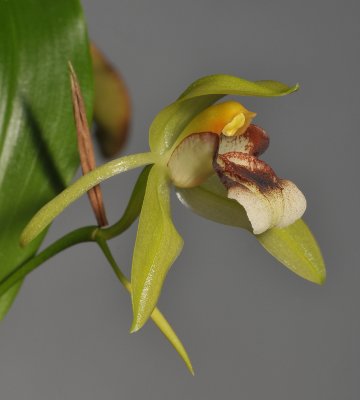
left=257, top=219, right=326, bottom=284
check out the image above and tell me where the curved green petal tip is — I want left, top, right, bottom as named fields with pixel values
left=257, top=219, right=326, bottom=285
left=179, top=75, right=299, bottom=100
left=146, top=307, right=194, bottom=375
left=150, top=74, right=299, bottom=153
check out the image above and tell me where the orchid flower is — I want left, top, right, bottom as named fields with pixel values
left=21, top=74, right=325, bottom=335
left=167, top=101, right=306, bottom=234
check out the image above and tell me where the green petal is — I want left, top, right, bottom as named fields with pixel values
left=151, top=308, right=194, bottom=375
left=176, top=175, right=251, bottom=230
left=257, top=220, right=326, bottom=284
left=178, top=75, right=299, bottom=100
left=149, top=75, right=299, bottom=153
left=131, top=165, right=183, bottom=332
left=176, top=175, right=325, bottom=284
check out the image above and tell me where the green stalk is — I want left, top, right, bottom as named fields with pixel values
left=20, top=152, right=157, bottom=246
left=0, top=226, right=97, bottom=297
left=0, top=166, right=152, bottom=296
left=101, top=165, right=152, bottom=240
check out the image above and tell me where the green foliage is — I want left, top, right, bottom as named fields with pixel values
left=257, top=220, right=325, bottom=284
left=0, top=0, right=93, bottom=319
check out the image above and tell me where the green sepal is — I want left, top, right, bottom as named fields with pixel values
left=149, top=74, right=299, bottom=153
left=257, top=220, right=326, bottom=284
left=131, top=165, right=183, bottom=332
left=176, top=175, right=325, bottom=284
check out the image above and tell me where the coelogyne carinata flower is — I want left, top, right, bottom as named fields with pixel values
left=21, top=74, right=325, bottom=336
left=166, top=101, right=306, bottom=234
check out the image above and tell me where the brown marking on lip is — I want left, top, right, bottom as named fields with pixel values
left=214, top=152, right=282, bottom=194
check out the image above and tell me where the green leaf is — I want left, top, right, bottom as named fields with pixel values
left=176, top=175, right=325, bottom=284
left=0, top=0, right=93, bottom=319
left=257, top=220, right=326, bottom=284
left=149, top=74, right=299, bottom=153
left=131, top=165, right=183, bottom=332
left=0, top=282, right=23, bottom=320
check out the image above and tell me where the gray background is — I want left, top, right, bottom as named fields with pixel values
left=1, top=0, right=359, bottom=399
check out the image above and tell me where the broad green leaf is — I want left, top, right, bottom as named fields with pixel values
left=21, top=152, right=156, bottom=246
left=131, top=165, right=183, bottom=332
left=0, top=0, right=93, bottom=319
left=0, top=282, right=22, bottom=320
left=149, top=74, right=299, bottom=153
left=176, top=175, right=325, bottom=284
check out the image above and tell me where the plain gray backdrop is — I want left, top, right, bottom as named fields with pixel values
left=1, top=0, right=359, bottom=399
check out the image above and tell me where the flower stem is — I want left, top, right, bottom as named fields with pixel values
left=0, top=166, right=152, bottom=297
left=101, top=165, right=152, bottom=240
left=20, top=152, right=157, bottom=247
left=0, top=226, right=97, bottom=297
